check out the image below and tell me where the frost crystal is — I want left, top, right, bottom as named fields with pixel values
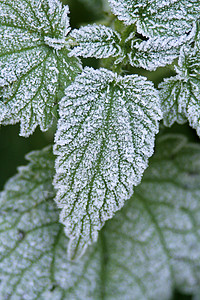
left=1, top=136, right=200, bottom=300
left=160, top=44, right=200, bottom=136
left=54, top=67, right=162, bottom=259
left=0, top=0, right=81, bottom=137
left=107, top=0, right=200, bottom=38
left=69, top=24, right=122, bottom=59
left=129, top=31, right=195, bottom=71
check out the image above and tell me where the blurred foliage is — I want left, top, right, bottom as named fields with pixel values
left=0, top=1, right=198, bottom=299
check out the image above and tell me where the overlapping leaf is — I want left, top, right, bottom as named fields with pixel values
left=0, top=0, right=81, bottom=137
left=54, top=67, right=162, bottom=259
left=159, top=45, right=200, bottom=136
left=129, top=33, right=194, bottom=71
left=0, top=147, right=100, bottom=300
left=1, top=135, right=200, bottom=300
left=69, top=24, right=122, bottom=59
left=107, top=0, right=200, bottom=38
left=69, top=22, right=196, bottom=72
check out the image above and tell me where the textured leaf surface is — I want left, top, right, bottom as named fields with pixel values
left=129, top=34, right=193, bottom=71
left=0, top=0, right=81, bottom=136
left=0, top=147, right=101, bottom=300
left=69, top=24, right=122, bottom=59
left=108, top=0, right=200, bottom=38
left=159, top=46, right=200, bottom=136
left=54, top=67, right=162, bottom=259
left=1, top=135, right=200, bottom=300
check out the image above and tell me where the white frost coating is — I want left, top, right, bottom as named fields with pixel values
left=159, top=44, right=200, bottom=136
left=129, top=30, right=195, bottom=71
left=107, top=0, right=200, bottom=38
left=44, top=37, right=66, bottom=50
left=1, top=136, right=200, bottom=299
left=53, top=67, right=162, bottom=260
left=0, top=0, right=81, bottom=137
left=69, top=24, right=122, bottom=59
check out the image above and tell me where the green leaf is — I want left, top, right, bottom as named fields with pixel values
left=129, top=33, right=194, bottom=71
left=0, top=0, right=81, bottom=137
left=159, top=46, right=200, bottom=136
left=69, top=24, right=123, bottom=59
left=53, top=67, right=162, bottom=259
left=0, top=146, right=60, bottom=299
left=107, top=0, right=200, bottom=38
left=1, top=135, right=200, bottom=299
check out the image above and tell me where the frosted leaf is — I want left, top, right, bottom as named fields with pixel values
left=0, top=0, right=81, bottom=137
left=129, top=31, right=195, bottom=71
left=54, top=67, right=162, bottom=260
left=102, top=134, right=200, bottom=299
left=159, top=46, right=200, bottom=136
left=107, top=0, right=200, bottom=38
left=69, top=24, right=122, bottom=59
left=0, top=147, right=101, bottom=300
left=1, top=135, right=200, bottom=299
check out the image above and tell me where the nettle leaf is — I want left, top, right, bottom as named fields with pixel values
left=102, top=134, right=200, bottom=299
left=129, top=33, right=194, bottom=71
left=0, top=146, right=59, bottom=298
left=0, top=0, right=81, bottom=137
left=54, top=67, right=162, bottom=259
left=159, top=46, right=200, bottom=136
left=1, top=135, right=200, bottom=300
left=69, top=24, right=122, bottom=59
left=107, top=0, right=200, bottom=38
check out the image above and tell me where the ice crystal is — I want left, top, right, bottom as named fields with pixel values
left=159, top=44, right=200, bottom=136
left=69, top=24, right=122, bottom=59
left=1, top=136, right=200, bottom=300
left=0, top=0, right=81, bottom=137
left=54, top=67, right=162, bottom=259
left=129, top=31, right=195, bottom=71
left=107, top=0, right=200, bottom=38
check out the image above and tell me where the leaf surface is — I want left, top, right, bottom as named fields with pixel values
left=159, top=45, right=200, bottom=136
left=0, top=0, right=81, bottom=136
left=54, top=67, right=162, bottom=259
left=69, top=24, right=122, bottom=59
left=107, top=0, right=200, bottom=38
left=129, top=33, right=194, bottom=71
left=1, top=135, right=200, bottom=300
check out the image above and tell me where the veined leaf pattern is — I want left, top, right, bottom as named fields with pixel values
left=0, top=0, right=81, bottom=136
left=54, top=67, right=162, bottom=259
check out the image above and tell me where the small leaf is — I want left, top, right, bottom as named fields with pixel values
left=107, top=0, right=200, bottom=38
left=159, top=45, right=200, bottom=136
left=129, top=32, right=194, bottom=71
left=1, top=135, right=200, bottom=299
left=0, top=0, right=81, bottom=137
left=53, top=67, right=162, bottom=259
left=69, top=24, right=122, bottom=59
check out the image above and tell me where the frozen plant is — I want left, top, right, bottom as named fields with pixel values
left=0, top=0, right=200, bottom=299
